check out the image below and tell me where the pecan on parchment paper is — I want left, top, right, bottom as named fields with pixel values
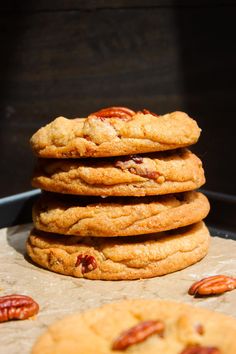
left=188, top=275, right=236, bottom=296
left=180, top=345, right=221, bottom=354
left=75, top=254, right=97, bottom=274
left=112, top=319, right=164, bottom=350
left=0, top=294, right=39, bottom=322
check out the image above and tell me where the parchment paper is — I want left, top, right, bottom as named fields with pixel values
left=0, top=224, right=236, bottom=354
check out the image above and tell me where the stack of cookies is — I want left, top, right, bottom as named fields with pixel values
left=27, top=107, right=210, bottom=280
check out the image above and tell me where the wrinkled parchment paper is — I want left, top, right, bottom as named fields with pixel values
left=0, top=224, right=236, bottom=353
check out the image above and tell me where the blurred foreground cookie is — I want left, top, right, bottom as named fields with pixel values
left=33, top=191, right=210, bottom=237
left=30, top=108, right=201, bottom=158
left=31, top=299, right=236, bottom=353
left=26, top=222, right=209, bottom=280
left=32, top=149, right=205, bottom=196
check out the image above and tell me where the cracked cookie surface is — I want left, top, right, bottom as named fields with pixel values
left=30, top=111, right=201, bottom=158
left=33, top=191, right=210, bottom=237
left=32, top=149, right=205, bottom=196
left=31, top=298, right=236, bottom=354
left=26, top=222, right=210, bottom=280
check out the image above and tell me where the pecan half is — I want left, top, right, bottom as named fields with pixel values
left=188, top=275, right=236, bottom=296
left=0, top=294, right=39, bottom=322
left=115, top=156, right=159, bottom=180
left=75, top=254, right=97, bottom=274
left=130, top=155, right=143, bottom=164
left=112, top=320, right=164, bottom=350
left=115, top=155, right=143, bottom=169
left=91, top=106, right=136, bottom=120
left=144, top=171, right=160, bottom=179
left=180, top=345, right=221, bottom=354
left=141, top=108, right=159, bottom=117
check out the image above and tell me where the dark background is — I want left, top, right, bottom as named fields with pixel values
left=0, top=0, right=236, bottom=198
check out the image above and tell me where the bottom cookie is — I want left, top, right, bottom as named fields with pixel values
left=26, top=222, right=210, bottom=280
left=31, top=299, right=236, bottom=354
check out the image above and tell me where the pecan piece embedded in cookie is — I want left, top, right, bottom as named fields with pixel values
left=141, top=108, right=159, bottom=117
left=75, top=254, right=97, bottom=274
left=180, top=345, right=221, bottom=354
left=129, top=155, right=143, bottom=164
left=112, top=320, right=164, bottom=350
left=115, top=155, right=160, bottom=180
left=91, top=106, right=136, bottom=120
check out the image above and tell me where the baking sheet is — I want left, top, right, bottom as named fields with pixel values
left=0, top=224, right=236, bottom=354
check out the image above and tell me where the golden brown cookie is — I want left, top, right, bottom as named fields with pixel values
left=32, top=191, right=210, bottom=237
left=26, top=222, right=210, bottom=280
left=31, top=298, right=236, bottom=354
left=32, top=149, right=205, bottom=196
left=30, top=110, right=201, bottom=158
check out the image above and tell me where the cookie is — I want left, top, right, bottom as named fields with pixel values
left=32, top=191, right=210, bottom=237
left=32, top=149, right=205, bottom=196
left=26, top=222, right=210, bottom=280
left=31, top=298, right=236, bottom=354
left=30, top=109, right=201, bottom=158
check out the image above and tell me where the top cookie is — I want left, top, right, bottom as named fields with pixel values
left=30, top=107, right=201, bottom=158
